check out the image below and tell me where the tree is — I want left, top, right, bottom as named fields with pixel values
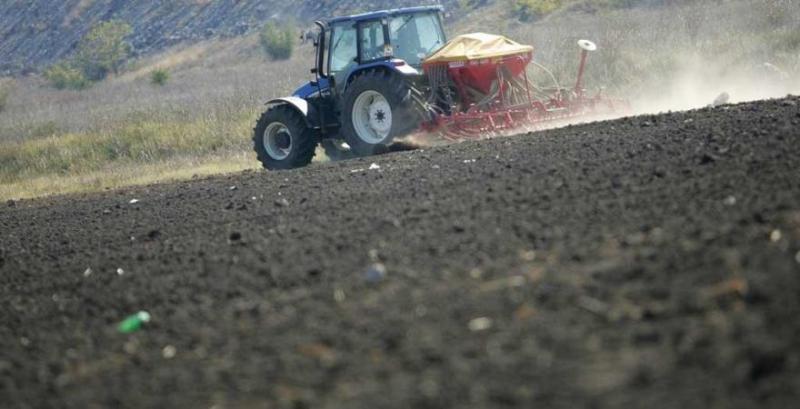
left=259, top=21, right=294, bottom=60
left=150, top=69, right=170, bottom=86
left=513, top=0, right=564, bottom=21
left=74, top=20, right=133, bottom=81
left=43, top=62, right=90, bottom=90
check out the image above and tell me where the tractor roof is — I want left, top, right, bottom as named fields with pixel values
left=327, top=5, right=444, bottom=25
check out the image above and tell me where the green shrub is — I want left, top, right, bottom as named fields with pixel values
left=150, top=69, right=170, bottom=86
left=259, top=21, right=294, bottom=60
left=74, top=20, right=132, bottom=81
left=459, top=0, right=488, bottom=10
left=43, top=62, right=90, bottom=90
left=514, top=0, right=564, bottom=21
left=0, top=84, right=9, bottom=113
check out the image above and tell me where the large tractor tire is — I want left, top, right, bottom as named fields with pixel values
left=340, top=70, right=420, bottom=156
left=320, top=139, right=357, bottom=162
left=253, top=104, right=317, bottom=170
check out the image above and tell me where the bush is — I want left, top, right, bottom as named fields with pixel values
left=0, top=84, right=9, bottom=113
left=150, top=69, right=170, bottom=86
left=44, top=62, right=90, bottom=90
left=259, top=21, right=294, bottom=60
left=74, top=20, right=132, bottom=81
left=459, top=0, right=489, bottom=10
left=514, top=0, right=564, bottom=21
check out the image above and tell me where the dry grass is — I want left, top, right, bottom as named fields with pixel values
left=0, top=153, right=257, bottom=200
left=0, top=34, right=317, bottom=200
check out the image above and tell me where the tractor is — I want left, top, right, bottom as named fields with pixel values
left=253, top=5, right=626, bottom=170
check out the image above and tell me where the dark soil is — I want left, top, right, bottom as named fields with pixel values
left=2, top=97, right=799, bottom=409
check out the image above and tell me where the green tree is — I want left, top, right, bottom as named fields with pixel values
left=259, top=21, right=294, bottom=60
left=43, top=62, right=90, bottom=90
left=150, top=69, right=170, bottom=86
left=0, top=82, right=10, bottom=113
left=74, top=20, right=133, bottom=81
left=513, top=0, right=564, bottom=21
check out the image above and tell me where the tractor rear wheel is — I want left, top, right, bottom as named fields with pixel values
left=341, top=70, right=420, bottom=156
left=253, top=104, right=317, bottom=170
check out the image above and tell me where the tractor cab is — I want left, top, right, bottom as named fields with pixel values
left=311, top=6, right=446, bottom=94
left=255, top=6, right=450, bottom=170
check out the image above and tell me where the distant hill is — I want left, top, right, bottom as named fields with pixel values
left=0, top=0, right=457, bottom=74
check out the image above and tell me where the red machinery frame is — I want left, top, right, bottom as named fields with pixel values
left=419, top=44, right=629, bottom=141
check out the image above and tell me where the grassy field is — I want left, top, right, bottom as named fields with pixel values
left=1, top=0, right=798, bottom=200
left=0, top=35, right=314, bottom=199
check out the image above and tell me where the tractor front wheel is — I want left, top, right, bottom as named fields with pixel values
left=253, top=104, right=317, bottom=170
left=341, top=70, right=419, bottom=156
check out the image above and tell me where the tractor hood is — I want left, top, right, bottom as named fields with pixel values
left=423, top=33, right=533, bottom=64
left=292, top=78, right=330, bottom=99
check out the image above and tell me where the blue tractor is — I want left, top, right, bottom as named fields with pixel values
left=253, top=6, right=447, bottom=170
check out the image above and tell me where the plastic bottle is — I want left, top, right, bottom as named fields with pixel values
left=117, top=311, right=151, bottom=334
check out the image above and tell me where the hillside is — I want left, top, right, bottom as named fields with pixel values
left=0, top=0, right=456, bottom=74
left=0, top=0, right=798, bottom=200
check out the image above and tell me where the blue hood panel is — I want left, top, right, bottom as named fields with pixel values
left=292, top=78, right=330, bottom=98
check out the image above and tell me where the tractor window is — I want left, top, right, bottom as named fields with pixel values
left=319, top=28, right=330, bottom=77
left=359, top=20, right=386, bottom=62
left=390, top=13, right=445, bottom=67
left=329, top=23, right=358, bottom=77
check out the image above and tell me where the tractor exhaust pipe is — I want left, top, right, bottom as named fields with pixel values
left=574, top=40, right=597, bottom=97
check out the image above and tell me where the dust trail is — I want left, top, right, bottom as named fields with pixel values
left=632, top=54, right=800, bottom=115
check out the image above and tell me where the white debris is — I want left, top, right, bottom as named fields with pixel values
left=520, top=250, right=536, bottom=262
left=129, top=199, right=140, bottom=204
left=369, top=163, right=381, bottom=170
left=162, top=345, right=177, bottom=359
left=432, top=165, right=440, bottom=169
left=723, top=196, right=737, bottom=206
left=364, top=263, right=387, bottom=283
left=463, top=159, right=477, bottom=164
left=368, top=248, right=379, bottom=261
left=415, top=305, right=428, bottom=317
left=770, top=230, right=782, bottom=243
left=116, top=268, right=125, bottom=276
left=711, top=92, right=730, bottom=107
left=350, top=168, right=365, bottom=173
left=123, top=340, right=138, bottom=354
left=229, top=186, right=238, bottom=191
left=334, top=289, right=346, bottom=303
left=469, top=268, right=483, bottom=279
left=468, top=317, right=493, bottom=332
left=508, top=275, right=527, bottom=287
left=83, top=268, right=92, bottom=277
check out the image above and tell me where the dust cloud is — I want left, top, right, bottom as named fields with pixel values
left=632, top=54, right=800, bottom=115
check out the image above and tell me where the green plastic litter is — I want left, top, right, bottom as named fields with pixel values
left=117, top=311, right=151, bottom=334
